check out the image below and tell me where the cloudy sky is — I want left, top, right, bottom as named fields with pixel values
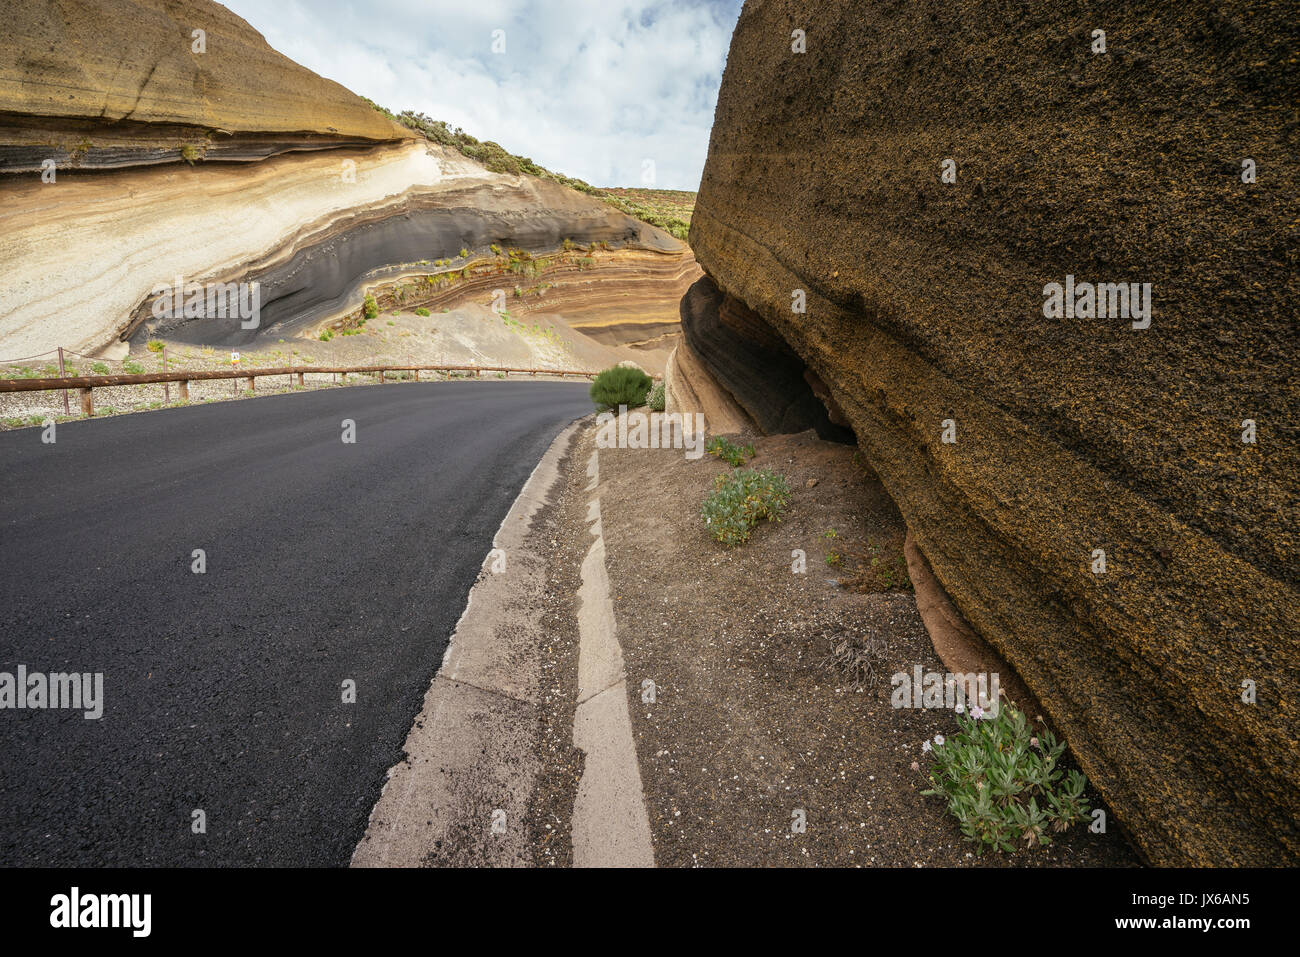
left=222, top=0, right=743, bottom=190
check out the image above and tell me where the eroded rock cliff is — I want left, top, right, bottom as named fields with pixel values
left=0, top=0, right=408, bottom=171
left=688, top=0, right=1298, bottom=865
left=0, top=0, right=692, bottom=361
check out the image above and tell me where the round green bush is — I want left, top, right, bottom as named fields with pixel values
left=590, top=365, right=653, bottom=411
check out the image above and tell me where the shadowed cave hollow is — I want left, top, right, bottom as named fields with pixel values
left=679, top=274, right=856, bottom=445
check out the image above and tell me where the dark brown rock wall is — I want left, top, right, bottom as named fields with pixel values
left=690, top=0, right=1298, bottom=865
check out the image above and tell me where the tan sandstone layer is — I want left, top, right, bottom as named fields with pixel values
left=0, top=0, right=407, bottom=172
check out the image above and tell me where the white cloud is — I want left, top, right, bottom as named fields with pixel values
left=220, top=0, right=741, bottom=190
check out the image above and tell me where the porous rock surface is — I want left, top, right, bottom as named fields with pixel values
left=688, top=0, right=1298, bottom=865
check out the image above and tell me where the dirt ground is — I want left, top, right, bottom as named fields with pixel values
left=595, top=427, right=1139, bottom=867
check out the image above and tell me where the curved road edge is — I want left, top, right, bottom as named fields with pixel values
left=351, top=415, right=653, bottom=867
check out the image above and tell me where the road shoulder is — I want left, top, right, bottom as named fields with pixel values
left=352, top=417, right=590, bottom=866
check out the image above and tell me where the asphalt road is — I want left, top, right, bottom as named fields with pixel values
left=0, top=380, right=592, bottom=866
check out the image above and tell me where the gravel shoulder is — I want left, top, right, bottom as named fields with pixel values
left=595, top=426, right=1139, bottom=867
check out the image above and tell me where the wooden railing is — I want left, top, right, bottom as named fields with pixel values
left=0, top=363, right=608, bottom=416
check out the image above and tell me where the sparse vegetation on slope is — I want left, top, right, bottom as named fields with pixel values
left=375, top=101, right=599, bottom=193
left=598, top=187, right=692, bottom=241
left=367, top=100, right=694, bottom=240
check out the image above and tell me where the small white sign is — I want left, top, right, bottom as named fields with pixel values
left=231, top=351, right=240, bottom=365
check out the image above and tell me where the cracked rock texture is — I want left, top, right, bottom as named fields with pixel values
left=689, top=0, right=1298, bottom=865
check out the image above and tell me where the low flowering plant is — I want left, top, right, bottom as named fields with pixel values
left=921, top=701, right=1091, bottom=853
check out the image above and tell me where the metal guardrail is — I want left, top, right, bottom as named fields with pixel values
left=0, top=363, right=609, bottom=416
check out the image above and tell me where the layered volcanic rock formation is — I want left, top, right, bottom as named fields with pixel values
left=299, top=241, right=700, bottom=360
left=0, top=0, right=409, bottom=171
left=687, top=0, right=1298, bottom=865
left=491, top=247, right=700, bottom=350
left=0, top=0, right=688, bottom=361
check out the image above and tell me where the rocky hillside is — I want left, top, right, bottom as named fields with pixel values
left=681, top=0, right=1297, bottom=865
left=0, top=0, right=695, bottom=360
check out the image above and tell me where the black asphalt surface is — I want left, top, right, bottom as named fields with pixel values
left=0, top=381, right=592, bottom=866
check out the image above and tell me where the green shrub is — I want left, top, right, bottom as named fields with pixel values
left=589, top=365, right=653, bottom=411
left=706, top=435, right=754, bottom=467
left=92, top=362, right=110, bottom=375
left=363, top=294, right=378, bottom=320
left=700, top=468, right=790, bottom=547
left=123, top=359, right=144, bottom=374
left=921, top=702, right=1091, bottom=854
left=415, top=307, right=430, bottom=317
left=646, top=382, right=665, bottom=412
left=319, top=329, right=334, bottom=341
left=146, top=339, right=164, bottom=353
left=384, top=107, right=597, bottom=193
left=459, top=247, right=469, bottom=258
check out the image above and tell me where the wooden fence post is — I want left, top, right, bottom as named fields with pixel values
left=58, top=346, right=69, bottom=415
